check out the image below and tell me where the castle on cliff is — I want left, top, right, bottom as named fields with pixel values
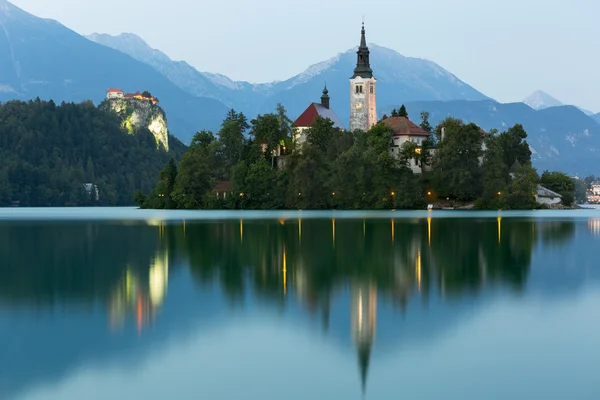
left=106, top=88, right=158, bottom=104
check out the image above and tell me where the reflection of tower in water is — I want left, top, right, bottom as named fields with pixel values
left=351, top=281, right=377, bottom=394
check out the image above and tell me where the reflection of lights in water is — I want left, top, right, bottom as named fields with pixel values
left=427, top=217, right=431, bottom=246
left=391, top=219, right=395, bottom=242
left=415, top=250, right=422, bottom=290
left=497, top=216, right=502, bottom=244
left=283, top=248, right=287, bottom=295
left=149, top=250, right=169, bottom=307
left=240, top=220, right=243, bottom=242
left=298, top=219, right=302, bottom=242
left=332, top=219, right=336, bottom=244
left=589, top=218, right=600, bottom=235
left=108, top=250, right=170, bottom=334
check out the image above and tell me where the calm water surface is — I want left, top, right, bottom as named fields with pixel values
left=1, top=208, right=600, bottom=399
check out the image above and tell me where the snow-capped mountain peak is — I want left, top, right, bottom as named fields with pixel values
left=523, top=90, right=564, bottom=110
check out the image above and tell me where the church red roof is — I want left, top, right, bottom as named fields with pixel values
left=107, top=88, right=123, bottom=93
left=294, top=103, right=345, bottom=130
left=382, top=117, right=431, bottom=137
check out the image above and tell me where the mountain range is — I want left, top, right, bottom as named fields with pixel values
left=1, top=0, right=599, bottom=175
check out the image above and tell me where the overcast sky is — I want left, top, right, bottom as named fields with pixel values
left=10, top=0, right=599, bottom=111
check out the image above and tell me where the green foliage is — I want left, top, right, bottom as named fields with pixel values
left=498, top=124, right=532, bottom=170
left=0, top=99, right=182, bottom=207
left=540, top=170, right=575, bottom=206
left=419, top=111, right=433, bottom=134
left=432, top=118, right=483, bottom=200
left=480, top=134, right=508, bottom=208
left=399, top=105, right=408, bottom=118
left=138, top=106, right=571, bottom=211
left=507, top=165, right=539, bottom=209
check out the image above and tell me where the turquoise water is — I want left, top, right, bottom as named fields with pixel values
left=1, top=208, right=599, bottom=399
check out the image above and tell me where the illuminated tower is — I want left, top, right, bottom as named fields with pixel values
left=349, top=23, right=377, bottom=132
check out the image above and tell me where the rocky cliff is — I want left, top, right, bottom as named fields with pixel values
left=102, top=98, right=169, bottom=150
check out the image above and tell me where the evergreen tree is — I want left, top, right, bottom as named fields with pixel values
left=398, top=105, right=408, bottom=118
left=419, top=111, right=433, bottom=134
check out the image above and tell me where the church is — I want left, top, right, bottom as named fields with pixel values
left=293, top=23, right=434, bottom=172
left=293, top=23, right=378, bottom=142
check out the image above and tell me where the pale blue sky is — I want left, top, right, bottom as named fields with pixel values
left=10, top=0, right=599, bottom=111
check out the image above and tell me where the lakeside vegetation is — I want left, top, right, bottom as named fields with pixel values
left=137, top=105, right=576, bottom=210
left=0, top=99, right=185, bottom=206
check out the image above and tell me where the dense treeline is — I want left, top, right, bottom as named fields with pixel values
left=0, top=99, right=185, bottom=206
left=138, top=104, right=575, bottom=210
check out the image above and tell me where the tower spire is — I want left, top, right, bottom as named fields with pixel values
left=352, top=22, right=373, bottom=79
left=321, top=82, right=330, bottom=109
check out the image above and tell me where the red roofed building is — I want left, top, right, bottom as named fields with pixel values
left=381, top=116, right=433, bottom=173
left=106, top=88, right=124, bottom=99
left=293, top=85, right=345, bottom=147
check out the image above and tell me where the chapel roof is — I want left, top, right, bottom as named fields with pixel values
left=294, top=103, right=345, bottom=130
left=381, top=117, right=431, bottom=137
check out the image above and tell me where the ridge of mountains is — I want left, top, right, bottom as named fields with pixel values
left=1, top=0, right=599, bottom=174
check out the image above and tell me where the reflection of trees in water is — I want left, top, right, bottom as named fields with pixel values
left=0, top=217, right=576, bottom=314
left=0, top=217, right=576, bottom=396
left=177, top=218, right=563, bottom=306
left=0, top=222, right=166, bottom=304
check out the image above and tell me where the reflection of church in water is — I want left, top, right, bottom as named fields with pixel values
left=108, top=222, right=170, bottom=333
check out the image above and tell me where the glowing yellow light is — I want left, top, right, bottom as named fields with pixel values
left=239, top=192, right=244, bottom=197
left=497, top=191, right=502, bottom=196
left=391, top=192, right=396, bottom=196
left=427, top=217, right=432, bottom=246
left=497, top=216, right=502, bottom=244
left=415, top=148, right=422, bottom=154
left=298, top=219, right=302, bottom=242
left=332, top=192, right=335, bottom=196
left=240, top=220, right=243, bottom=242
left=427, top=191, right=432, bottom=196
left=391, top=219, right=395, bottom=242
left=416, top=250, right=422, bottom=290
left=332, top=219, right=336, bottom=244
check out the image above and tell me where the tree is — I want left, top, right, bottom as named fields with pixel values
left=158, top=158, right=178, bottom=208
left=141, top=91, right=153, bottom=98
left=507, top=165, right=539, bottom=209
left=498, top=124, right=532, bottom=169
left=306, top=115, right=335, bottom=153
left=480, top=134, right=508, bottom=208
left=398, top=105, right=408, bottom=118
left=219, top=109, right=249, bottom=176
left=250, top=112, right=287, bottom=168
left=432, top=118, right=483, bottom=200
left=171, top=130, right=219, bottom=209
left=419, top=111, right=433, bottom=134
left=540, top=170, right=575, bottom=206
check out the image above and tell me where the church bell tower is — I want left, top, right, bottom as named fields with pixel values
left=350, top=23, right=377, bottom=132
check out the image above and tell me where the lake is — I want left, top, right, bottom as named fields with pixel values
left=1, top=208, right=600, bottom=399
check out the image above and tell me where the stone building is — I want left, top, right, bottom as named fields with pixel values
left=349, top=23, right=377, bottom=132
left=293, top=85, right=345, bottom=147
left=382, top=116, right=433, bottom=173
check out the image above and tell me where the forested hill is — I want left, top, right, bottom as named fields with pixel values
left=0, top=99, right=186, bottom=206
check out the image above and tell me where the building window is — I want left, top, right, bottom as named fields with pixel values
left=356, top=85, right=363, bottom=94
left=370, top=86, right=374, bottom=94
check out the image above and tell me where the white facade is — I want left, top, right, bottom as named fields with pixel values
left=389, top=135, right=431, bottom=173
left=106, top=90, right=124, bottom=99
left=349, top=76, right=377, bottom=132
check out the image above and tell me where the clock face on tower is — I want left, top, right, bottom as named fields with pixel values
left=356, top=103, right=363, bottom=110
